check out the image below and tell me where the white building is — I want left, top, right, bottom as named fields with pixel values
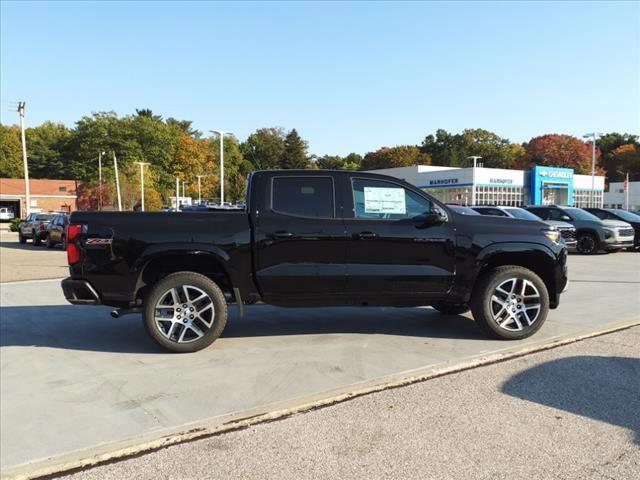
left=368, top=165, right=605, bottom=208
left=604, top=181, right=640, bottom=211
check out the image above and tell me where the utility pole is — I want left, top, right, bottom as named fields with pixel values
left=467, top=156, right=482, bottom=206
left=18, top=102, right=30, bottom=217
left=196, top=175, right=203, bottom=204
left=113, top=152, right=122, bottom=211
left=583, top=133, right=602, bottom=207
left=98, top=151, right=105, bottom=210
left=175, top=176, right=180, bottom=210
left=211, top=130, right=231, bottom=205
left=134, top=162, right=150, bottom=211
left=182, top=180, right=186, bottom=205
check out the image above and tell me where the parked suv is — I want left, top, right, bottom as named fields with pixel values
left=45, top=213, right=70, bottom=248
left=472, top=206, right=577, bottom=249
left=0, top=207, right=15, bottom=221
left=525, top=205, right=633, bottom=254
left=584, top=208, right=640, bottom=250
left=18, top=213, right=55, bottom=246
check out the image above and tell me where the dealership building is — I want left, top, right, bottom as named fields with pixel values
left=368, top=165, right=605, bottom=208
left=0, top=178, right=79, bottom=218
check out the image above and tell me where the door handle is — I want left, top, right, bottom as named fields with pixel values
left=354, top=231, right=377, bottom=239
left=272, top=231, right=293, bottom=238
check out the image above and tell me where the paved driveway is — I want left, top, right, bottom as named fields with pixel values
left=1, top=253, right=639, bottom=476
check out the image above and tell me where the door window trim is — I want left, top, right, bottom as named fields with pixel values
left=269, top=175, right=337, bottom=220
left=347, top=176, right=446, bottom=222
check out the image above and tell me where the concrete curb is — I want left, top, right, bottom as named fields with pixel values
left=2, top=318, right=639, bottom=480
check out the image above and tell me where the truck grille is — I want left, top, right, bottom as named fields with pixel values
left=618, top=228, right=635, bottom=237
left=558, top=228, right=576, bottom=240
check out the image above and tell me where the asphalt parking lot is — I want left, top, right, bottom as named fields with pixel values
left=0, top=232, right=639, bottom=478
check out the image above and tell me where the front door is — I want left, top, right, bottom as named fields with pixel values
left=254, top=175, right=347, bottom=302
left=343, top=176, right=456, bottom=299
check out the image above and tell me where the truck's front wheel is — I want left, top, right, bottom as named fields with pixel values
left=470, top=266, right=549, bottom=340
left=143, top=272, right=228, bottom=353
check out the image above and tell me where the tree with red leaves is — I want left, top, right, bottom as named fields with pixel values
left=519, top=134, right=602, bottom=175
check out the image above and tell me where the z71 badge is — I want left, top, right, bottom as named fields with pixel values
left=85, top=238, right=112, bottom=245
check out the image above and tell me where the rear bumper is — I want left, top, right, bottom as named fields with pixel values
left=61, top=278, right=101, bottom=305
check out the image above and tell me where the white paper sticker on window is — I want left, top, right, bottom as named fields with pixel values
left=364, top=187, right=406, bottom=214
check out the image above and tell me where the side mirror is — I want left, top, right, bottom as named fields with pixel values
left=417, top=209, right=447, bottom=225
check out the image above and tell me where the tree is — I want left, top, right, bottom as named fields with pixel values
left=281, top=129, right=309, bottom=169
left=519, top=134, right=599, bottom=174
left=361, top=145, right=431, bottom=170
left=0, top=124, right=23, bottom=177
left=25, top=122, right=71, bottom=178
left=241, top=127, right=286, bottom=170
left=608, top=144, right=640, bottom=181
left=597, top=133, right=639, bottom=183
left=421, top=128, right=518, bottom=168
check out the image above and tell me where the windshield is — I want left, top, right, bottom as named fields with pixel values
left=606, top=209, right=640, bottom=222
left=562, top=207, right=600, bottom=221
left=504, top=208, right=540, bottom=221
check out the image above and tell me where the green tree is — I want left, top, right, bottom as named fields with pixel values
left=421, top=128, right=518, bottom=168
left=25, top=122, right=71, bottom=178
left=0, top=124, right=23, bottom=177
left=241, top=127, right=286, bottom=170
left=597, top=133, right=639, bottom=182
left=361, top=145, right=431, bottom=170
left=281, top=129, right=309, bottom=169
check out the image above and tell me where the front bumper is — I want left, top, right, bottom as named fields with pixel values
left=61, top=278, right=101, bottom=305
left=603, top=239, right=634, bottom=250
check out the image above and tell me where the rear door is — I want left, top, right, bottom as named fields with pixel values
left=342, top=176, right=456, bottom=297
left=254, top=174, right=347, bottom=301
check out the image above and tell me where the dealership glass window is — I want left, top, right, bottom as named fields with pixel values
left=422, top=186, right=473, bottom=206
left=573, top=189, right=603, bottom=208
left=473, top=186, right=526, bottom=207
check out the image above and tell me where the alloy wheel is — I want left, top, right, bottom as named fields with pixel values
left=154, top=285, right=215, bottom=343
left=490, top=277, right=541, bottom=332
left=577, top=235, right=596, bottom=254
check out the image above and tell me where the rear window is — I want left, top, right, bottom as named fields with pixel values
left=272, top=177, right=334, bottom=218
left=36, top=214, right=54, bottom=221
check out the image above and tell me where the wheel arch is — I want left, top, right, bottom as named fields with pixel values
left=473, top=243, right=560, bottom=307
left=133, top=246, right=235, bottom=304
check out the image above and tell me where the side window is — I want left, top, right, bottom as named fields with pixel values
left=528, top=208, right=548, bottom=220
left=271, top=177, right=334, bottom=218
left=487, top=208, right=508, bottom=217
left=548, top=209, right=572, bottom=222
left=351, top=178, right=432, bottom=220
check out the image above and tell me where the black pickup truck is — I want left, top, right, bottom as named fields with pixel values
left=62, top=170, right=568, bottom=352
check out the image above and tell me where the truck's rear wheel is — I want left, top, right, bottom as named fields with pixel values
left=470, top=266, right=549, bottom=340
left=143, top=272, right=228, bottom=353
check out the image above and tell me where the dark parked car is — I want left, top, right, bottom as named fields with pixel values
left=445, top=204, right=481, bottom=215
left=18, top=213, right=55, bottom=246
left=45, top=213, right=70, bottom=248
left=584, top=208, right=640, bottom=250
left=525, top=205, right=634, bottom=254
left=62, top=170, right=568, bottom=352
left=472, top=206, right=577, bottom=249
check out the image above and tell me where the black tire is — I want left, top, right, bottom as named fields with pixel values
left=470, top=265, right=549, bottom=340
left=46, top=234, right=54, bottom=249
left=33, top=230, right=41, bottom=246
left=18, top=231, right=26, bottom=244
left=432, top=302, right=470, bottom=315
left=576, top=232, right=598, bottom=255
left=143, top=272, right=228, bottom=353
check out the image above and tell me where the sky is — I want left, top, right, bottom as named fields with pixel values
left=1, top=0, right=639, bottom=156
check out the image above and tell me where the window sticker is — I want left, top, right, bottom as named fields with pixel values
left=364, top=187, right=406, bottom=214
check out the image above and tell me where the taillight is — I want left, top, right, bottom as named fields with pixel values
left=39, top=223, right=46, bottom=231
left=66, top=224, right=83, bottom=265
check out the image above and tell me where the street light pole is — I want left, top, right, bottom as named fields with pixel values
left=175, top=176, right=180, bottom=210
left=134, top=162, right=150, bottom=211
left=112, top=152, right=123, bottom=211
left=467, top=156, right=482, bottom=206
left=211, top=130, right=231, bottom=205
left=583, top=133, right=602, bottom=207
left=98, top=151, right=105, bottom=211
left=17, top=102, right=30, bottom=217
left=196, top=175, right=203, bottom=204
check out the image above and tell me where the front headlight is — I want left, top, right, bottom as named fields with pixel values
left=542, top=228, right=561, bottom=244
left=603, top=228, right=614, bottom=239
